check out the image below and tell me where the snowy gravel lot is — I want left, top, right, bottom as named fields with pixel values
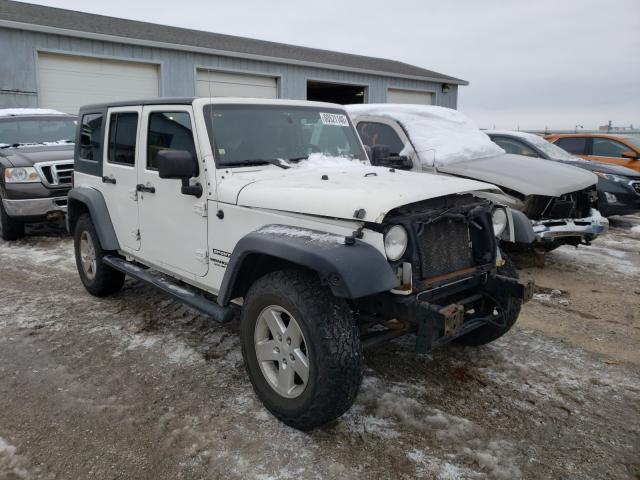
left=0, top=217, right=639, bottom=479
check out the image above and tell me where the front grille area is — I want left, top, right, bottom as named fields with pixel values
left=632, top=182, right=640, bottom=195
left=36, top=161, right=74, bottom=187
left=416, top=218, right=474, bottom=279
left=523, top=187, right=595, bottom=220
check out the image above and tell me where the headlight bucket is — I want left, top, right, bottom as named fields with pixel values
left=492, top=207, right=508, bottom=237
left=384, top=225, right=408, bottom=261
left=4, top=167, right=41, bottom=183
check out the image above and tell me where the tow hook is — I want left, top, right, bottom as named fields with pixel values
left=441, top=304, right=465, bottom=337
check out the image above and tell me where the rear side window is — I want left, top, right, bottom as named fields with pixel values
left=592, top=138, right=630, bottom=157
left=108, top=112, right=138, bottom=166
left=554, top=137, right=588, bottom=155
left=79, top=113, right=103, bottom=160
left=147, top=112, right=197, bottom=170
left=357, top=121, right=405, bottom=155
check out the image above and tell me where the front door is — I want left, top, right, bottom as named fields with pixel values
left=101, top=107, right=142, bottom=252
left=137, top=106, right=209, bottom=277
left=590, top=137, right=640, bottom=172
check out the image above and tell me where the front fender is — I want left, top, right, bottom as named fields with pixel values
left=217, top=225, right=400, bottom=305
left=67, top=187, right=120, bottom=251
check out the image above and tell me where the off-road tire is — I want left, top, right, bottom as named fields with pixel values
left=74, top=213, right=125, bottom=297
left=455, top=252, right=522, bottom=346
left=0, top=199, right=25, bottom=241
left=240, top=269, right=362, bottom=430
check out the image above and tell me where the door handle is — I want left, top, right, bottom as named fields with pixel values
left=136, top=184, right=156, bottom=194
left=102, top=176, right=116, bottom=184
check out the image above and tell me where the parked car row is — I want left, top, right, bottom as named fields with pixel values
left=0, top=99, right=637, bottom=430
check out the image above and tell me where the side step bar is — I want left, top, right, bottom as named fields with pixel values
left=103, top=255, right=235, bottom=323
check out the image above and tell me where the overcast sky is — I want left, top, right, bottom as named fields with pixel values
left=27, top=0, right=640, bottom=130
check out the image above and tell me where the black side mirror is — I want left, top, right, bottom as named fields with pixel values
left=370, top=144, right=413, bottom=169
left=157, top=150, right=202, bottom=198
left=622, top=151, right=638, bottom=160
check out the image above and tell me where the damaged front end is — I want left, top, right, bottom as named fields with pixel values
left=524, top=187, right=609, bottom=247
left=355, top=194, right=533, bottom=353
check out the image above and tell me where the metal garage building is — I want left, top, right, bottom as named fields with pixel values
left=0, top=0, right=467, bottom=114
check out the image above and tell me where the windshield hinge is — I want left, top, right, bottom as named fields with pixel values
left=129, top=188, right=138, bottom=202
left=194, top=202, right=208, bottom=217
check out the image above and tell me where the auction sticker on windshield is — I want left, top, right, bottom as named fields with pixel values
left=319, top=112, right=350, bottom=127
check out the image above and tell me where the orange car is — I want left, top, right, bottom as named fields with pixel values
left=545, top=133, right=640, bottom=172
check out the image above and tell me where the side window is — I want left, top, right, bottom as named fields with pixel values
left=79, top=113, right=103, bottom=160
left=356, top=122, right=405, bottom=155
left=108, top=112, right=138, bottom=166
left=147, top=112, right=197, bottom=170
left=592, top=138, right=630, bottom=158
left=492, top=137, right=538, bottom=157
left=554, top=137, right=587, bottom=155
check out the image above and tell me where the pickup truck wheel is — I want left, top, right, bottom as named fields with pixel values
left=0, top=200, right=25, bottom=241
left=74, top=213, right=125, bottom=297
left=240, top=269, right=362, bottom=430
left=455, top=252, right=522, bottom=346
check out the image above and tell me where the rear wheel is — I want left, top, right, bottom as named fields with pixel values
left=74, top=213, right=125, bottom=296
left=0, top=200, right=25, bottom=241
left=455, top=252, right=522, bottom=346
left=240, top=269, right=362, bottom=430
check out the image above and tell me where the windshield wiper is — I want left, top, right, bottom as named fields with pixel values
left=286, top=155, right=309, bottom=163
left=230, top=159, right=291, bottom=170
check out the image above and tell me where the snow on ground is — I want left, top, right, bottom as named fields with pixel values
left=0, top=437, right=28, bottom=479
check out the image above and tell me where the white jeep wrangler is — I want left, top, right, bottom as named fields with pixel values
left=68, top=98, right=532, bottom=430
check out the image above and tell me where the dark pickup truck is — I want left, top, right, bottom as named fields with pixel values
left=0, top=109, right=76, bottom=240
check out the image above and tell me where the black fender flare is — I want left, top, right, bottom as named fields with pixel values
left=511, top=209, right=536, bottom=244
left=66, top=187, right=120, bottom=251
left=217, top=225, right=400, bottom=306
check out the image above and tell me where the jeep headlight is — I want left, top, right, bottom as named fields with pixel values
left=4, top=167, right=41, bottom=183
left=492, top=207, right=508, bottom=237
left=384, top=225, right=408, bottom=261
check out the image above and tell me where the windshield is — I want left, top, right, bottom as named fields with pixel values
left=204, top=105, right=367, bottom=167
left=0, top=116, right=77, bottom=146
left=526, top=134, right=577, bottom=161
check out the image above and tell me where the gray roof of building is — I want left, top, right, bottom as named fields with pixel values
left=0, top=0, right=467, bottom=85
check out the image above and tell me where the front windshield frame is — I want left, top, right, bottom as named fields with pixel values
left=0, top=115, right=78, bottom=147
left=203, top=104, right=368, bottom=168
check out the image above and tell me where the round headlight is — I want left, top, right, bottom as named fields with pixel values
left=384, top=225, right=408, bottom=261
left=492, top=208, right=508, bottom=237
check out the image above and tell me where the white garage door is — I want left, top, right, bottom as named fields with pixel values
left=38, top=53, right=159, bottom=114
left=196, top=70, right=277, bottom=99
left=387, top=88, right=433, bottom=105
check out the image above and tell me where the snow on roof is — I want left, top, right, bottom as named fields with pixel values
left=0, top=108, right=68, bottom=118
left=346, top=104, right=505, bottom=167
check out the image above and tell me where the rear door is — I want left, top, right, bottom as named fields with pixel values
left=136, top=105, right=209, bottom=277
left=552, top=136, right=590, bottom=160
left=101, top=107, right=142, bottom=252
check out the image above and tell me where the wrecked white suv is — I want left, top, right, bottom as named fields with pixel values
left=347, top=104, right=608, bottom=249
left=68, top=98, right=532, bottom=430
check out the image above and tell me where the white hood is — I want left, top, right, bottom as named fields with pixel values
left=217, top=159, right=497, bottom=223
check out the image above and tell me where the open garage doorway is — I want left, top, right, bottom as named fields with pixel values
left=307, top=80, right=366, bottom=105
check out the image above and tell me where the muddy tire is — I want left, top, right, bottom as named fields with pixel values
left=455, top=253, right=522, bottom=346
left=240, top=269, right=362, bottom=430
left=0, top=199, right=25, bottom=241
left=73, top=213, right=125, bottom=297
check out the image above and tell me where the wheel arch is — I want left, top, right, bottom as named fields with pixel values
left=67, top=187, right=120, bottom=251
left=217, top=226, right=399, bottom=306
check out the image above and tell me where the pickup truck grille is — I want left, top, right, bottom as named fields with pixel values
left=416, top=219, right=474, bottom=279
left=632, top=182, right=640, bottom=195
left=35, top=160, right=74, bottom=187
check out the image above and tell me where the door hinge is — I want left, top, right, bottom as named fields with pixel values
left=195, top=249, right=209, bottom=264
left=194, top=202, right=208, bottom=217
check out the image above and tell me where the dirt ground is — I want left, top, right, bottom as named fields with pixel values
left=0, top=216, right=639, bottom=480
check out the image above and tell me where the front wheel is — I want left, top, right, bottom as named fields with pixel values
left=240, top=269, right=362, bottom=430
left=455, top=252, right=523, bottom=346
left=73, top=213, right=125, bottom=297
left=0, top=200, right=25, bottom=241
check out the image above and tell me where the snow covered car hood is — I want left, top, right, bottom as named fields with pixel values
left=0, top=144, right=74, bottom=168
left=436, top=154, right=597, bottom=197
left=217, top=159, right=498, bottom=223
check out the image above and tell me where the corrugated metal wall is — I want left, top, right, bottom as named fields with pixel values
left=0, top=27, right=459, bottom=110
